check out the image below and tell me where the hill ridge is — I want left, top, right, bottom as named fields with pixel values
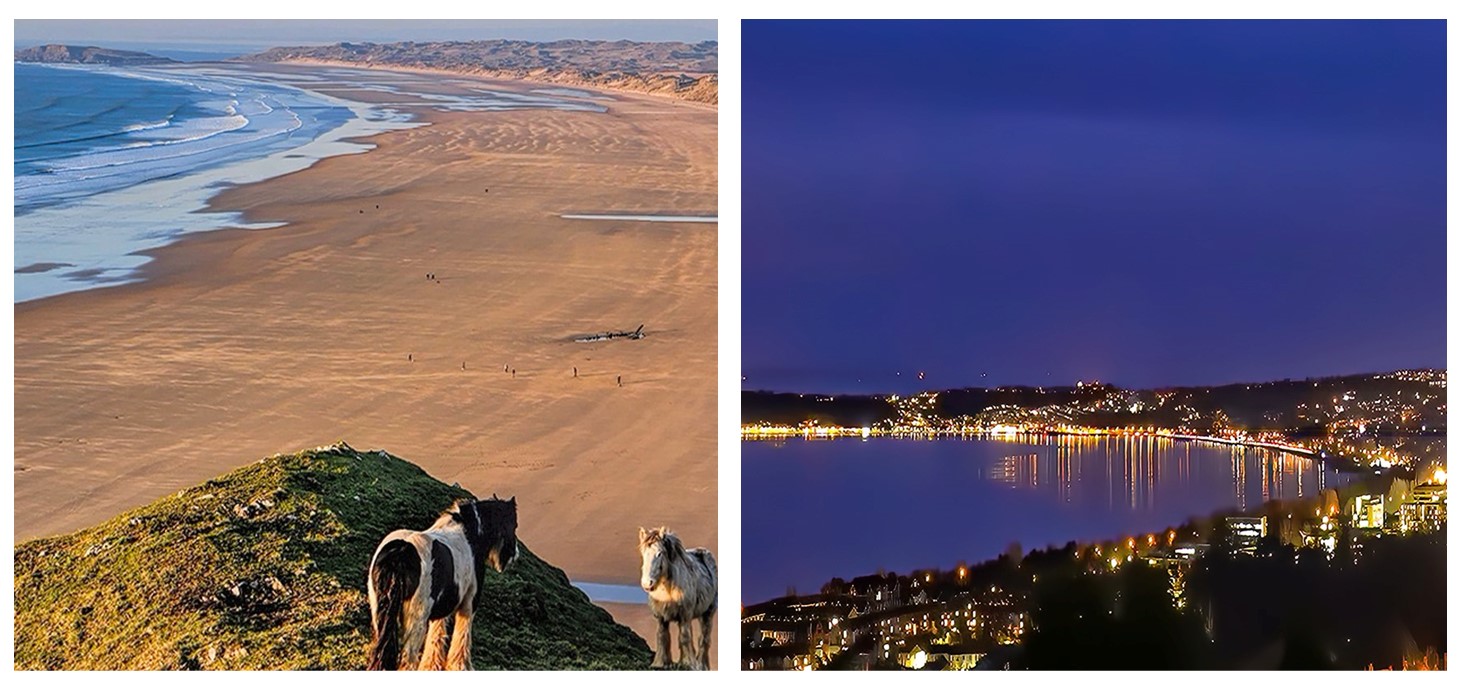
left=14, top=442, right=651, bottom=670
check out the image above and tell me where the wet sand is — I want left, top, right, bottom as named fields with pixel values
left=13, top=68, right=717, bottom=593
left=599, top=602, right=720, bottom=670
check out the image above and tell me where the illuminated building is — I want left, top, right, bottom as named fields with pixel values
left=1224, top=516, right=1266, bottom=554
left=1351, top=494, right=1384, bottom=530
left=849, top=574, right=903, bottom=611
left=898, top=642, right=988, bottom=670
left=1400, top=482, right=1447, bottom=533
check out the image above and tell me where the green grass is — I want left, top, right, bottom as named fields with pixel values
left=14, top=442, right=652, bottom=670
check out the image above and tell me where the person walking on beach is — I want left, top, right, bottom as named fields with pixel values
left=617, top=375, right=622, bottom=387
left=408, top=353, right=413, bottom=363
left=462, top=361, right=467, bottom=371
left=573, top=366, right=578, bottom=378
left=512, top=368, right=516, bottom=378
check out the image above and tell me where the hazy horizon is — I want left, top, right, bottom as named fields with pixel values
left=741, top=363, right=1443, bottom=398
left=14, top=19, right=717, bottom=55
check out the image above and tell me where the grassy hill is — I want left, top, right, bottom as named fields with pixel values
left=14, top=443, right=652, bottom=670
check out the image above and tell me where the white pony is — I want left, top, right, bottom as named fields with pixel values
left=638, top=526, right=717, bottom=669
left=366, top=496, right=518, bottom=670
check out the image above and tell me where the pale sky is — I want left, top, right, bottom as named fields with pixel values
left=14, top=19, right=717, bottom=52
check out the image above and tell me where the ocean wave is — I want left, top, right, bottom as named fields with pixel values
left=16, top=102, right=186, bottom=153
left=41, top=114, right=267, bottom=173
left=15, top=128, right=138, bottom=154
left=122, top=116, right=175, bottom=133
left=16, top=98, right=136, bottom=141
left=15, top=94, right=62, bottom=116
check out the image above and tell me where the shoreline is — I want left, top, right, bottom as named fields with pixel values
left=740, top=425, right=1438, bottom=474
left=245, top=57, right=719, bottom=110
left=13, top=58, right=697, bottom=308
left=14, top=62, right=425, bottom=304
left=15, top=64, right=717, bottom=601
left=15, top=60, right=646, bottom=305
left=742, top=426, right=1325, bottom=460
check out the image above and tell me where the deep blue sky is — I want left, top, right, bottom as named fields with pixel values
left=743, top=20, right=1446, bottom=395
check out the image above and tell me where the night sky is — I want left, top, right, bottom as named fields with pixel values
left=742, top=20, right=1446, bottom=395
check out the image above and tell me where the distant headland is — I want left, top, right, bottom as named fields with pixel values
left=242, top=39, right=718, bottom=104
left=15, top=44, right=176, bottom=66
left=16, top=39, right=719, bottom=105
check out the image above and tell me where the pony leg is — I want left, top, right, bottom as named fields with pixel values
left=417, top=618, right=450, bottom=670
left=400, top=595, right=430, bottom=669
left=677, top=618, right=695, bottom=669
left=651, top=616, right=671, bottom=668
left=445, top=604, right=474, bottom=670
left=697, top=612, right=714, bottom=670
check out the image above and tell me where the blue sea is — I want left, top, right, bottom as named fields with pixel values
left=13, top=62, right=413, bottom=302
left=14, top=61, right=609, bottom=303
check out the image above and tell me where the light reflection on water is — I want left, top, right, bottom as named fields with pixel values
left=944, top=434, right=1342, bottom=512
left=741, top=435, right=1376, bottom=603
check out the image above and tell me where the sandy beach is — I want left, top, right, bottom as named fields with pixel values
left=13, top=63, right=717, bottom=616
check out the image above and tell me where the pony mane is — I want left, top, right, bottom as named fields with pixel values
left=431, top=495, right=516, bottom=533
left=429, top=498, right=473, bottom=529
left=642, top=526, right=686, bottom=560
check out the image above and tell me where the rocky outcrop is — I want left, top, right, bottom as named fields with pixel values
left=16, top=44, right=176, bottom=66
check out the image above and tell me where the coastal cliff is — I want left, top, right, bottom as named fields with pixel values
left=16, top=44, right=176, bottom=65
left=242, top=39, right=719, bottom=104
left=14, top=443, right=651, bottom=670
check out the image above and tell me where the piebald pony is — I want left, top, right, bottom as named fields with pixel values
left=367, top=496, right=518, bottom=670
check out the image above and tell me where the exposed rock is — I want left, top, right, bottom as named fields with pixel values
left=16, top=44, right=177, bottom=66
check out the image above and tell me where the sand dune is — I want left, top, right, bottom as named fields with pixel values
left=13, top=69, right=717, bottom=600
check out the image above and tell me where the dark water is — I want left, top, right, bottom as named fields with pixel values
left=742, top=435, right=1355, bottom=603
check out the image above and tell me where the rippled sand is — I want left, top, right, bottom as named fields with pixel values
left=14, top=66, right=718, bottom=610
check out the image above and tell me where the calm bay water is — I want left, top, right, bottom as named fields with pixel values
left=742, top=435, right=1356, bottom=603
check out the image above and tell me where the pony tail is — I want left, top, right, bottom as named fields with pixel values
left=367, top=540, right=420, bottom=670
